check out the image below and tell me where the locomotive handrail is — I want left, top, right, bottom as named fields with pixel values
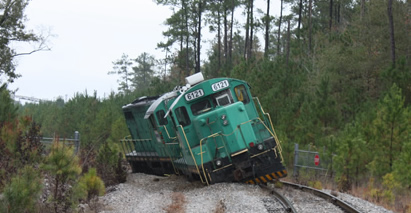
left=120, top=138, right=158, bottom=158
left=121, top=138, right=152, bottom=142
left=121, top=139, right=134, bottom=156
left=253, top=97, right=274, bottom=131
left=198, top=119, right=260, bottom=185
left=199, top=135, right=212, bottom=185
left=119, top=139, right=129, bottom=158
left=161, top=125, right=177, bottom=140
left=178, top=125, right=206, bottom=184
left=199, top=132, right=231, bottom=186
left=253, top=98, right=282, bottom=150
left=198, top=134, right=231, bottom=157
left=255, top=117, right=285, bottom=163
left=162, top=141, right=180, bottom=175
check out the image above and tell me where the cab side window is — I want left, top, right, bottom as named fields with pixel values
left=148, top=115, right=158, bottom=130
left=234, top=85, right=250, bottom=104
left=156, top=110, right=168, bottom=125
left=175, top=107, right=191, bottom=127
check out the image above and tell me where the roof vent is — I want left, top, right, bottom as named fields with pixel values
left=185, top=72, right=204, bottom=85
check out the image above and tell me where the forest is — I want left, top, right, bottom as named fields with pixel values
left=1, top=0, right=410, bottom=212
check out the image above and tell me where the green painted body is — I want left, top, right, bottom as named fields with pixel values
left=168, top=78, right=275, bottom=168
left=122, top=97, right=173, bottom=158
left=121, top=76, right=287, bottom=183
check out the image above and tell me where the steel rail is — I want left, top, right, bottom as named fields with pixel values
left=280, top=181, right=362, bottom=213
left=259, top=184, right=297, bottom=213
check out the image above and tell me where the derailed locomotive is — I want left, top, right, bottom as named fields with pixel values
left=120, top=73, right=287, bottom=185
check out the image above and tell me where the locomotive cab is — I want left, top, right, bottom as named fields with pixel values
left=166, top=77, right=287, bottom=184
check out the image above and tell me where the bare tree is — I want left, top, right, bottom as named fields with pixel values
left=0, top=0, right=51, bottom=83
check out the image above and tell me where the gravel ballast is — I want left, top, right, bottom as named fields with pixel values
left=98, top=173, right=393, bottom=213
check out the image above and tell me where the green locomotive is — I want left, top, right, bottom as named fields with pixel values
left=120, top=73, right=287, bottom=185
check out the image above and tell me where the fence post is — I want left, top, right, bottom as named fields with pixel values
left=74, top=131, right=80, bottom=155
left=293, top=143, right=299, bottom=177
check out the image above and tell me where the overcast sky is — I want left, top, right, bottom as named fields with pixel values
left=10, top=0, right=285, bottom=102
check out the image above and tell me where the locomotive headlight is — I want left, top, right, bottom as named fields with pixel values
left=257, top=143, right=264, bottom=151
left=223, top=120, right=229, bottom=126
left=221, top=114, right=227, bottom=120
left=216, top=159, right=222, bottom=167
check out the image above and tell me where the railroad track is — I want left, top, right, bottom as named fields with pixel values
left=259, top=184, right=297, bottom=213
left=280, top=181, right=362, bottom=213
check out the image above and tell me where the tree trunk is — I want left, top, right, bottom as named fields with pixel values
left=297, top=0, right=303, bottom=39
left=54, top=176, right=59, bottom=213
left=329, top=0, right=333, bottom=31
left=196, top=0, right=202, bottom=73
left=389, top=121, right=394, bottom=171
left=387, top=0, right=396, bottom=68
left=224, top=5, right=228, bottom=64
left=308, top=0, right=312, bottom=53
left=264, top=0, right=270, bottom=58
left=286, top=19, right=291, bottom=66
left=143, top=53, right=146, bottom=86
left=337, top=2, right=340, bottom=24
left=183, top=0, right=190, bottom=76
left=360, top=0, right=365, bottom=20
left=277, top=0, right=283, bottom=56
left=229, top=0, right=234, bottom=64
left=218, top=7, right=221, bottom=73
left=244, top=0, right=250, bottom=60
left=248, top=0, right=254, bottom=59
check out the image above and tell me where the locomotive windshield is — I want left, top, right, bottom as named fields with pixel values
left=212, top=89, right=234, bottom=107
left=215, top=94, right=231, bottom=106
left=191, top=99, right=212, bottom=116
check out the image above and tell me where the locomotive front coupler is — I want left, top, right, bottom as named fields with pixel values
left=230, top=149, right=253, bottom=181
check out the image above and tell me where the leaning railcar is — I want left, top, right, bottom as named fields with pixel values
left=121, top=96, right=176, bottom=176
left=157, top=73, right=287, bottom=185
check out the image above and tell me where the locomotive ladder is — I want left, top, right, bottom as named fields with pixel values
left=253, top=97, right=285, bottom=163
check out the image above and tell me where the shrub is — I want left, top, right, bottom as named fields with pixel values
left=308, top=180, right=323, bottom=190
left=1, top=166, right=43, bottom=213
left=96, top=142, right=127, bottom=186
left=382, top=173, right=400, bottom=205
left=76, top=168, right=105, bottom=202
left=42, top=142, right=82, bottom=212
left=74, top=168, right=105, bottom=212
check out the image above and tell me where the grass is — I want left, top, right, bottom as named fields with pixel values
left=290, top=168, right=411, bottom=213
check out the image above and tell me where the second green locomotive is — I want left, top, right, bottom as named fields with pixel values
left=120, top=73, right=287, bottom=185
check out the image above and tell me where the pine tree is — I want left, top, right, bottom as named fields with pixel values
left=108, top=54, right=133, bottom=94
left=1, top=166, right=43, bottom=213
left=333, top=122, right=367, bottom=190
left=393, top=135, right=411, bottom=187
left=131, top=52, right=156, bottom=90
left=42, top=142, right=82, bottom=212
left=75, top=168, right=105, bottom=202
left=369, top=84, right=408, bottom=176
left=0, top=84, right=18, bottom=125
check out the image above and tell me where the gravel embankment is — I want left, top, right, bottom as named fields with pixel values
left=97, top=173, right=393, bottom=213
